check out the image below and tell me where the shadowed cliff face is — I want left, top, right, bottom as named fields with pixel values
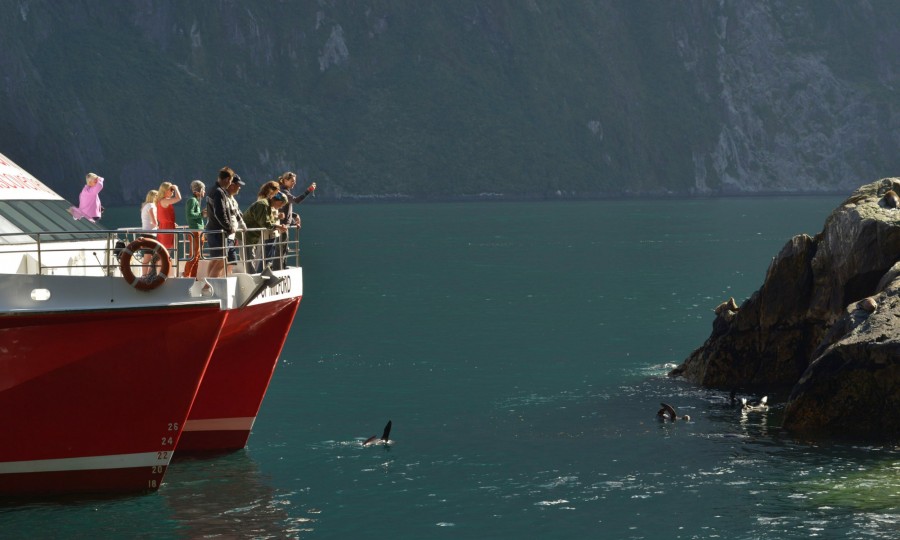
left=782, top=294, right=900, bottom=441
left=671, top=178, right=900, bottom=442
left=1, top=1, right=899, bottom=204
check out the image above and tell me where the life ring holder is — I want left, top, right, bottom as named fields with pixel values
left=119, top=237, right=171, bottom=291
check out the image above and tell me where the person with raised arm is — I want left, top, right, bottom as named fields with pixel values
left=68, top=172, right=105, bottom=222
left=276, top=171, right=316, bottom=269
left=155, top=181, right=182, bottom=251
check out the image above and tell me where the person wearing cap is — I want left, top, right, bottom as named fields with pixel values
left=226, top=175, right=248, bottom=272
left=204, top=167, right=235, bottom=277
left=242, top=182, right=287, bottom=273
left=276, top=171, right=316, bottom=268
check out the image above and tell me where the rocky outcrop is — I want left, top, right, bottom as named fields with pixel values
left=671, top=178, right=900, bottom=441
left=670, top=231, right=825, bottom=390
left=782, top=289, right=900, bottom=440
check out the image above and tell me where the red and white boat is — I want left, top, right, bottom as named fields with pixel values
left=0, top=152, right=304, bottom=495
left=178, top=293, right=301, bottom=452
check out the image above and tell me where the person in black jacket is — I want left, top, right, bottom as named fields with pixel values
left=204, top=167, right=236, bottom=277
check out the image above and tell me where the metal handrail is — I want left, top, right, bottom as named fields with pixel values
left=0, top=226, right=302, bottom=277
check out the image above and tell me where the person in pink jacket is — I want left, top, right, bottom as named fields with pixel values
left=68, top=172, right=105, bottom=222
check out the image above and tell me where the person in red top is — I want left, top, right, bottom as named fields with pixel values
left=155, top=181, right=182, bottom=250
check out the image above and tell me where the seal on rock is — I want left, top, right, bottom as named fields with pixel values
left=855, top=297, right=877, bottom=313
left=713, top=297, right=740, bottom=323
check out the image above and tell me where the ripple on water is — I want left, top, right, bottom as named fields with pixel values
left=534, top=499, right=569, bottom=506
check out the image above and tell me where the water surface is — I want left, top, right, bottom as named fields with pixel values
left=4, top=196, right=898, bottom=539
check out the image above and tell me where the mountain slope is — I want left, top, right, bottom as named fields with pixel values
left=1, top=1, right=898, bottom=204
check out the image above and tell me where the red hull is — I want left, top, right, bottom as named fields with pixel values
left=0, top=465, right=168, bottom=496
left=178, top=297, right=301, bottom=453
left=0, top=306, right=226, bottom=496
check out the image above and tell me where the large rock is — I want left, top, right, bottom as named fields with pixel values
left=670, top=233, right=824, bottom=389
left=783, top=283, right=900, bottom=440
left=670, top=178, right=900, bottom=441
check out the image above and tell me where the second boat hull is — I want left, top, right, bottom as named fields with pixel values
left=178, top=293, right=301, bottom=453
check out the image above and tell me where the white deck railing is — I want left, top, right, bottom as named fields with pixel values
left=0, top=227, right=302, bottom=277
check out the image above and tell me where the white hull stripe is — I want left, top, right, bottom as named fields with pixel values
left=183, top=416, right=256, bottom=432
left=0, top=451, right=169, bottom=475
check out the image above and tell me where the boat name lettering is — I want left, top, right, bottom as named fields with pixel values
left=259, top=276, right=292, bottom=299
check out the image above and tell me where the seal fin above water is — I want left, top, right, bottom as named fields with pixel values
left=657, top=402, right=690, bottom=422
left=659, top=403, right=678, bottom=421
left=362, top=420, right=392, bottom=446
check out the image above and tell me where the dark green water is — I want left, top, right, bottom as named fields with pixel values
left=4, top=197, right=899, bottom=539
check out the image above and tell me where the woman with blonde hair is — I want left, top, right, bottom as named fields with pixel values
left=139, top=190, right=159, bottom=276
left=140, top=190, right=159, bottom=233
left=155, top=181, right=181, bottom=249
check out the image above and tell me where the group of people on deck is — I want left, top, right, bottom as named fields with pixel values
left=204, top=167, right=315, bottom=277
left=68, top=166, right=316, bottom=278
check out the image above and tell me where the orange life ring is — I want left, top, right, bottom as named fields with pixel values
left=119, top=237, right=171, bottom=291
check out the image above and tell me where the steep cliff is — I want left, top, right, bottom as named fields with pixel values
left=2, top=1, right=899, bottom=204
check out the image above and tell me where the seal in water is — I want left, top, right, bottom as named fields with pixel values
left=363, top=420, right=392, bottom=446
left=657, top=403, right=690, bottom=422
left=741, top=396, right=768, bottom=412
